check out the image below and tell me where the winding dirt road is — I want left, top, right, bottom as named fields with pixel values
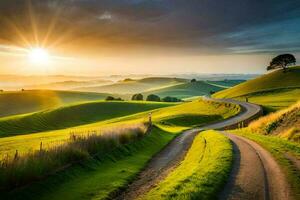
left=114, top=98, right=263, bottom=200
left=219, top=133, right=293, bottom=200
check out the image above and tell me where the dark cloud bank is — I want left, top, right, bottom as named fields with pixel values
left=0, top=0, right=299, bottom=54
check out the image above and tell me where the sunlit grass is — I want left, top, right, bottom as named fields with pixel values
left=0, top=100, right=172, bottom=137
left=143, top=130, right=233, bottom=200
left=249, top=101, right=300, bottom=142
left=0, top=99, right=239, bottom=159
left=0, top=123, right=147, bottom=190
left=4, top=126, right=178, bottom=200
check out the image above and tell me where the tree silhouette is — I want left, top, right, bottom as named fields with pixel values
left=267, top=54, right=296, bottom=72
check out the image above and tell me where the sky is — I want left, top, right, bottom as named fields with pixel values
left=0, top=0, right=299, bottom=75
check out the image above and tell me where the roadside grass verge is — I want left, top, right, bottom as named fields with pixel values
left=232, top=129, right=300, bottom=198
left=248, top=101, right=300, bottom=142
left=142, top=130, right=233, bottom=200
left=3, top=126, right=178, bottom=200
left=0, top=123, right=147, bottom=191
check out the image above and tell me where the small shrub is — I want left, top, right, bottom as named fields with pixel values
left=146, top=94, right=160, bottom=102
left=105, top=96, right=123, bottom=101
left=132, top=93, right=143, bottom=101
left=162, top=96, right=181, bottom=102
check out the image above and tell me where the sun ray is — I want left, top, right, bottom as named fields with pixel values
left=42, top=2, right=65, bottom=47
left=27, top=0, right=39, bottom=46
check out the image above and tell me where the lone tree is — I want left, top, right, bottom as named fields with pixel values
left=132, top=93, right=143, bottom=101
left=146, top=94, right=160, bottom=102
left=267, top=54, right=296, bottom=72
left=191, top=79, right=197, bottom=83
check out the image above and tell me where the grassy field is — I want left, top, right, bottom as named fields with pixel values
left=0, top=101, right=172, bottom=137
left=0, top=123, right=147, bottom=190
left=0, top=90, right=110, bottom=118
left=143, top=130, right=233, bottom=200
left=0, top=97, right=241, bottom=199
left=143, top=81, right=225, bottom=99
left=214, top=66, right=300, bottom=111
left=0, top=99, right=239, bottom=160
left=232, top=129, right=300, bottom=198
left=76, top=77, right=188, bottom=94
left=3, top=126, right=178, bottom=200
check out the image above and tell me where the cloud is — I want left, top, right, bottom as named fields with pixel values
left=0, top=0, right=299, bottom=55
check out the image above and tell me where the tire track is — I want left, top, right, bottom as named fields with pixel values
left=220, top=133, right=293, bottom=200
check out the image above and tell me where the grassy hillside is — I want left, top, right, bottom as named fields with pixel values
left=3, top=127, right=178, bottom=200
left=143, top=130, right=232, bottom=200
left=214, top=66, right=300, bottom=111
left=143, top=81, right=226, bottom=99
left=214, top=66, right=300, bottom=98
left=0, top=90, right=110, bottom=118
left=249, top=101, right=300, bottom=142
left=0, top=99, right=240, bottom=159
left=0, top=101, right=172, bottom=137
left=206, top=80, right=245, bottom=88
left=76, top=77, right=188, bottom=94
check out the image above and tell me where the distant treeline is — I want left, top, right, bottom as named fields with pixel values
left=105, top=93, right=182, bottom=102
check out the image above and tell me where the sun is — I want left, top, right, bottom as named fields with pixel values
left=28, top=48, right=49, bottom=64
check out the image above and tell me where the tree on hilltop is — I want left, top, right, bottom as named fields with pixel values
left=267, top=54, right=296, bottom=72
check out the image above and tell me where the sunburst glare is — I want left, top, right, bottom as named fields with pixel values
left=28, top=48, right=49, bottom=64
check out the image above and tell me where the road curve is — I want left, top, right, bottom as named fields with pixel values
left=114, top=98, right=263, bottom=200
left=220, top=133, right=293, bottom=200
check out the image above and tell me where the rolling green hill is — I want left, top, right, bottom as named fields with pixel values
left=214, top=66, right=300, bottom=98
left=0, top=101, right=172, bottom=137
left=143, top=81, right=227, bottom=99
left=0, top=90, right=110, bottom=118
left=214, top=66, right=300, bottom=111
left=76, top=77, right=188, bottom=94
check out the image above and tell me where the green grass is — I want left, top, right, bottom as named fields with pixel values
left=213, top=66, right=300, bottom=111
left=0, top=123, right=146, bottom=190
left=143, top=81, right=225, bottom=99
left=3, top=126, right=178, bottom=200
left=205, top=80, right=245, bottom=88
left=0, top=101, right=172, bottom=137
left=232, top=129, right=300, bottom=198
left=0, top=90, right=109, bottom=118
left=142, top=130, right=233, bottom=200
left=234, top=88, right=300, bottom=112
left=159, top=114, right=223, bottom=127
left=248, top=101, right=300, bottom=142
left=0, top=99, right=239, bottom=162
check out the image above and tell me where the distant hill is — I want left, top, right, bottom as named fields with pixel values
left=143, top=80, right=244, bottom=100
left=213, top=66, right=300, bottom=111
left=24, top=80, right=112, bottom=90
left=76, top=77, right=188, bottom=94
left=0, top=90, right=109, bottom=118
